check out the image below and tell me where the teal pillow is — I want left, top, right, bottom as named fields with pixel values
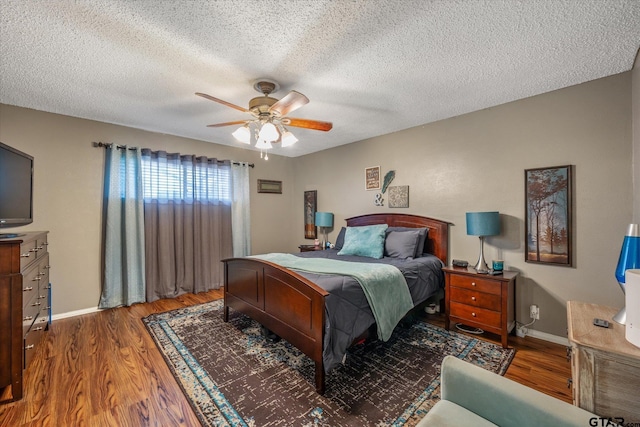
left=337, top=224, right=388, bottom=259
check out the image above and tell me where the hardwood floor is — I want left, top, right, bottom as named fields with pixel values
left=1, top=291, right=572, bottom=426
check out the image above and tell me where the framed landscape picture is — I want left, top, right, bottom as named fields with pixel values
left=304, top=190, right=317, bottom=239
left=525, top=165, right=573, bottom=266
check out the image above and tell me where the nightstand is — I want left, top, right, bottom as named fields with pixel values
left=298, top=245, right=323, bottom=252
left=443, top=266, right=518, bottom=348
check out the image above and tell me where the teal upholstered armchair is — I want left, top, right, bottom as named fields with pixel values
left=417, top=355, right=597, bottom=427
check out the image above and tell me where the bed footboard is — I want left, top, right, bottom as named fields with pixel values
left=222, top=258, right=329, bottom=394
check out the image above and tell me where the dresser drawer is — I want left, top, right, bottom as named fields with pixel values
left=22, top=262, right=42, bottom=300
left=37, top=254, right=50, bottom=289
left=450, top=301, right=501, bottom=328
left=449, top=287, right=501, bottom=310
left=24, top=325, right=44, bottom=369
left=18, top=240, right=38, bottom=271
left=449, top=274, right=501, bottom=295
left=22, top=293, right=40, bottom=336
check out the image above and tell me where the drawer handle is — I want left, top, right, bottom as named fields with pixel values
left=43, top=242, right=49, bottom=246
left=20, top=252, right=31, bottom=258
left=32, top=276, right=41, bottom=281
left=33, top=326, right=44, bottom=331
left=472, top=312, right=477, bottom=317
left=45, top=265, right=51, bottom=269
left=23, top=286, right=33, bottom=291
left=25, top=344, right=35, bottom=350
left=39, top=295, right=47, bottom=299
left=31, top=302, right=41, bottom=307
left=471, top=282, right=476, bottom=286
left=566, top=347, right=572, bottom=361
left=567, top=378, right=572, bottom=388
left=45, top=306, right=51, bottom=310
left=23, top=315, right=34, bottom=321
left=29, top=248, right=37, bottom=252
left=37, top=245, right=44, bottom=250
left=471, top=296, right=476, bottom=301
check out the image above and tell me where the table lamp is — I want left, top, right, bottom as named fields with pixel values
left=315, top=212, right=333, bottom=249
left=613, top=224, right=640, bottom=324
left=466, top=211, right=500, bottom=273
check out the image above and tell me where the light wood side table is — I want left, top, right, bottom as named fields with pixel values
left=567, top=300, right=640, bottom=423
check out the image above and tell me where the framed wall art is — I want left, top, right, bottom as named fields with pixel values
left=365, top=166, right=380, bottom=190
left=388, top=185, right=409, bottom=208
left=257, top=179, right=282, bottom=194
left=525, top=165, right=573, bottom=266
left=304, top=190, right=317, bottom=239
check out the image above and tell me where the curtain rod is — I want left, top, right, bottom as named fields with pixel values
left=92, top=142, right=254, bottom=167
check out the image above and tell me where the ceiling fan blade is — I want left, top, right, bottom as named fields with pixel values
left=196, top=92, right=249, bottom=113
left=269, top=91, right=309, bottom=116
left=206, top=120, right=248, bottom=128
left=284, top=117, right=333, bottom=132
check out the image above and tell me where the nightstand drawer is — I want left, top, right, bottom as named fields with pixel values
left=450, top=302, right=501, bottom=328
left=449, top=287, right=501, bottom=310
left=449, top=274, right=501, bottom=295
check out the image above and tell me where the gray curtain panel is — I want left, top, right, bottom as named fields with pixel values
left=99, top=146, right=146, bottom=309
left=141, top=150, right=232, bottom=302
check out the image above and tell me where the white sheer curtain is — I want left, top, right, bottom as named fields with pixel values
left=99, top=146, right=146, bottom=309
left=231, top=162, right=251, bottom=257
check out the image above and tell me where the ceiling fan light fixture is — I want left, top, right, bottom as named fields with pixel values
left=281, top=130, right=298, bottom=147
left=255, top=138, right=273, bottom=150
left=232, top=125, right=251, bottom=144
left=258, top=122, right=279, bottom=142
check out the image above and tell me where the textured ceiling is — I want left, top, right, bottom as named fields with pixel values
left=1, top=1, right=639, bottom=157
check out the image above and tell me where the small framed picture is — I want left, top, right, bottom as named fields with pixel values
left=389, top=185, right=409, bottom=208
left=365, top=166, right=380, bottom=191
left=304, top=190, right=317, bottom=239
left=257, top=179, right=282, bottom=194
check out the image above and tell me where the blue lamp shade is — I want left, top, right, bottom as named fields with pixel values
left=315, top=212, right=334, bottom=228
left=466, top=212, right=500, bottom=236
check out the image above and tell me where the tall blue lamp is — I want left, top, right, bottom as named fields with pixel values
left=466, top=211, right=500, bottom=273
left=613, top=223, right=640, bottom=324
left=315, top=212, right=334, bottom=249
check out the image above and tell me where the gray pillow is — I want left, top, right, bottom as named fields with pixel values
left=386, top=227, right=429, bottom=257
left=335, top=227, right=346, bottom=249
left=384, top=229, right=421, bottom=259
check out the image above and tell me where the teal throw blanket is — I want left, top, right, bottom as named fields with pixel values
left=250, top=253, right=413, bottom=341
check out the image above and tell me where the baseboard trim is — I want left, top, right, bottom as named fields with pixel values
left=525, top=328, right=569, bottom=346
left=52, top=306, right=102, bottom=321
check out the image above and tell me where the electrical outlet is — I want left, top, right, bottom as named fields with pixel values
left=530, top=304, right=540, bottom=320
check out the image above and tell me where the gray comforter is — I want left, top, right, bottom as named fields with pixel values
left=293, top=249, right=445, bottom=373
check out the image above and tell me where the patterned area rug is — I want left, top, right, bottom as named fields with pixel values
left=143, top=300, right=515, bottom=426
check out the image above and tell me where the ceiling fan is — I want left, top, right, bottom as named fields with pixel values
left=196, top=80, right=332, bottom=156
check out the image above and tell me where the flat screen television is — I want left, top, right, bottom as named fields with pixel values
left=0, top=142, right=34, bottom=234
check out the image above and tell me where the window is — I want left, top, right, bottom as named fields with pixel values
left=141, top=152, right=231, bottom=203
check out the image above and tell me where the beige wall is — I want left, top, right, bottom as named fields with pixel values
left=0, top=104, right=295, bottom=315
left=0, top=71, right=634, bottom=338
left=292, top=72, right=633, bottom=338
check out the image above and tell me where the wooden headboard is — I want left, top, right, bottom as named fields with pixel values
left=346, top=213, right=450, bottom=264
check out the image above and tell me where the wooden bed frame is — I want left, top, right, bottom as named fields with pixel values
left=222, top=213, right=450, bottom=394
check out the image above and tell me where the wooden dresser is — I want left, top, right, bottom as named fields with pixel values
left=443, top=266, right=518, bottom=348
left=0, top=231, right=50, bottom=402
left=567, top=300, right=640, bottom=422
